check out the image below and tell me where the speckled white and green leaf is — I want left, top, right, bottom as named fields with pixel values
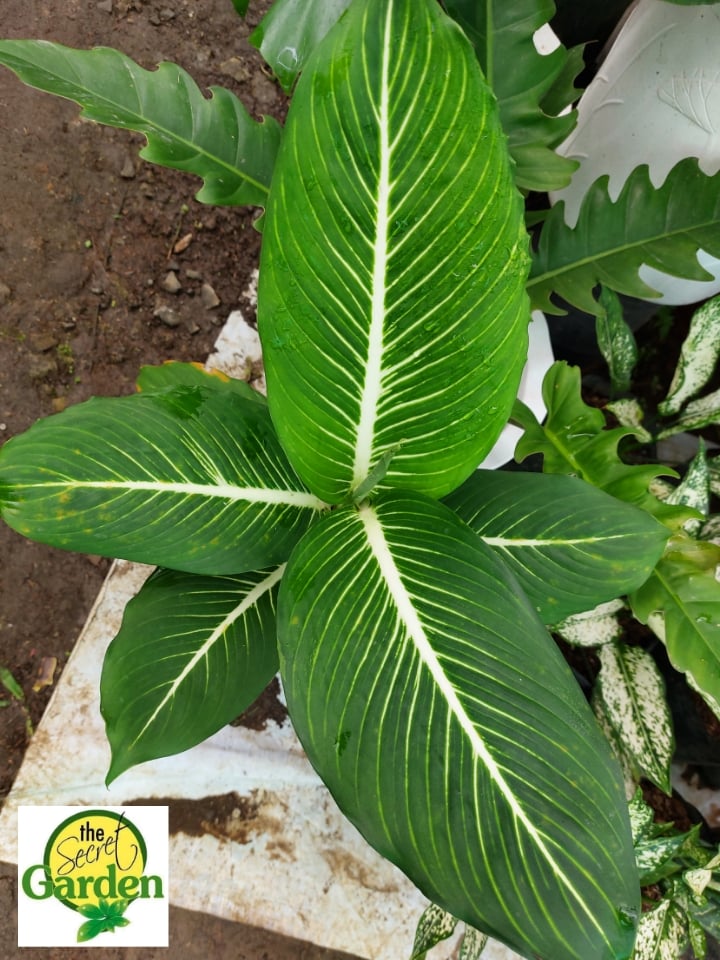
left=279, top=491, right=639, bottom=960
left=631, top=900, right=688, bottom=960
left=410, top=903, right=458, bottom=959
left=459, top=925, right=488, bottom=960
left=659, top=388, right=720, bottom=436
left=709, top=457, right=720, bottom=499
left=594, top=643, right=674, bottom=793
left=664, top=445, right=710, bottom=534
left=660, top=295, right=720, bottom=417
left=259, top=0, right=530, bottom=503
left=635, top=835, right=690, bottom=886
left=554, top=600, right=625, bottom=648
left=596, top=287, right=638, bottom=396
left=606, top=398, right=652, bottom=444
left=628, top=790, right=655, bottom=846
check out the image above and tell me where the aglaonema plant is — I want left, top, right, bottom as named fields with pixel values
left=4, top=0, right=720, bottom=957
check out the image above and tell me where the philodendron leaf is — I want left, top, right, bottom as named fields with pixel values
left=445, top=470, right=668, bottom=623
left=513, top=362, right=690, bottom=526
left=593, top=643, right=674, bottom=794
left=102, top=566, right=282, bottom=783
left=529, top=158, right=720, bottom=316
left=660, top=295, right=720, bottom=417
left=259, top=0, right=530, bottom=504
left=279, top=491, right=639, bottom=960
left=631, top=538, right=720, bottom=719
left=136, top=361, right=265, bottom=405
left=444, top=0, right=579, bottom=191
left=250, top=0, right=352, bottom=92
left=0, top=42, right=281, bottom=207
left=0, top=388, right=324, bottom=574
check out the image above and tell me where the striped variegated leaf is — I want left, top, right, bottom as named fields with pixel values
left=594, top=644, right=674, bottom=794
left=279, top=492, right=639, bottom=960
left=444, top=470, right=668, bottom=623
left=0, top=388, right=324, bottom=574
left=102, top=565, right=282, bottom=783
left=0, top=42, right=281, bottom=207
left=259, top=0, right=530, bottom=504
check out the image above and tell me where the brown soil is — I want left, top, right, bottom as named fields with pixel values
left=0, top=2, right=356, bottom=958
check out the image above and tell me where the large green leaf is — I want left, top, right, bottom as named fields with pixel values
left=259, top=0, right=530, bottom=504
left=631, top=538, right=720, bottom=718
left=136, top=360, right=266, bottom=405
left=0, top=388, right=324, bottom=574
left=0, top=41, right=281, bottom=206
left=529, top=158, right=720, bottom=315
left=102, top=565, right=282, bottom=783
left=279, top=491, right=639, bottom=960
left=444, top=0, right=580, bottom=191
left=250, top=0, right=352, bottom=92
left=444, top=470, right=668, bottom=623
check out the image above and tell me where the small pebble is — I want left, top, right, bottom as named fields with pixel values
left=153, top=305, right=182, bottom=328
left=120, top=156, right=136, bottom=179
left=200, top=283, right=220, bottom=309
left=186, top=269, right=203, bottom=281
left=161, top=271, right=182, bottom=294
left=97, top=0, right=113, bottom=11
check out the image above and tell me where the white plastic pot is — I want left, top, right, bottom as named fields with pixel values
left=551, top=0, right=720, bottom=304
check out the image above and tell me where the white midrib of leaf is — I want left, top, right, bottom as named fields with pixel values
left=16, top=479, right=325, bottom=509
left=358, top=502, right=606, bottom=939
left=480, top=534, right=629, bottom=547
left=351, top=1, right=393, bottom=489
left=129, top=564, right=286, bottom=749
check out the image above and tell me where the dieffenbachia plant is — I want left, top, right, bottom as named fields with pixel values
left=4, top=0, right=720, bottom=957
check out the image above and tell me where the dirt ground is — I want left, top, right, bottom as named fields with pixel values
left=0, top=1, right=358, bottom=957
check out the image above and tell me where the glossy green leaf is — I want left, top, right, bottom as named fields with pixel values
left=631, top=538, right=720, bottom=719
left=410, top=903, right=458, bottom=959
left=250, top=0, right=352, bottom=92
left=594, top=644, right=674, bottom=794
left=0, top=41, right=281, bottom=206
left=0, top=389, right=324, bottom=574
left=529, top=159, right=720, bottom=316
left=136, top=361, right=265, bottom=405
left=443, top=0, right=579, bottom=191
left=279, top=491, right=639, bottom=960
left=445, top=470, right=667, bottom=623
left=259, top=0, right=530, bottom=503
left=596, top=287, right=638, bottom=396
left=77, top=918, right=110, bottom=943
left=513, top=362, right=688, bottom=526
left=659, top=296, right=720, bottom=417
left=102, top=565, right=282, bottom=783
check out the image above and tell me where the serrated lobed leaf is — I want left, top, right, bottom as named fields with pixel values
left=513, top=362, right=689, bottom=526
left=445, top=470, right=668, bottom=623
left=594, top=644, right=674, bottom=794
left=444, top=0, right=580, bottom=191
left=250, top=0, right=352, bottom=92
left=102, top=566, right=282, bottom=783
left=0, top=41, right=281, bottom=206
left=279, top=491, right=638, bottom=960
left=259, top=0, right=530, bottom=503
left=529, top=159, right=720, bottom=316
left=0, top=388, right=324, bottom=574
